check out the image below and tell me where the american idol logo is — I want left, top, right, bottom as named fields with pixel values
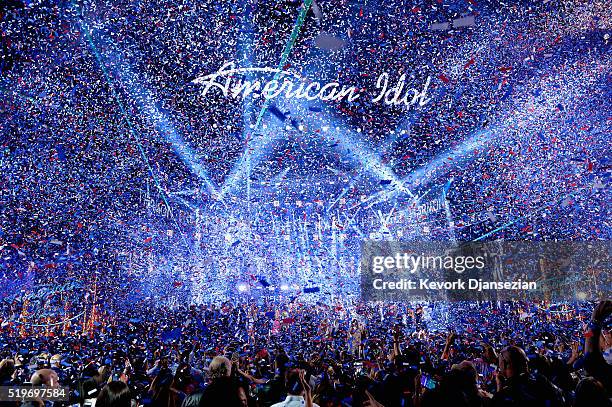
left=191, top=62, right=432, bottom=108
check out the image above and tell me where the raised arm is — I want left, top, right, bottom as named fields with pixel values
left=441, top=332, right=456, bottom=361
left=299, top=369, right=313, bottom=407
left=583, top=300, right=612, bottom=384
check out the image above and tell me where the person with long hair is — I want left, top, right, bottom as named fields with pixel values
left=96, top=381, right=132, bottom=407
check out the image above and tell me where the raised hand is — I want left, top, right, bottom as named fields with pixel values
left=364, top=390, right=385, bottom=407
left=298, top=369, right=313, bottom=407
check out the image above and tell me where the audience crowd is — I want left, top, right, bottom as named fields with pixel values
left=0, top=299, right=610, bottom=407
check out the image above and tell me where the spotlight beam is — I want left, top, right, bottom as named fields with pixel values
left=221, top=1, right=313, bottom=197
left=77, top=11, right=194, bottom=254
left=361, top=56, right=608, bottom=207
left=251, top=0, right=314, bottom=130
left=472, top=185, right=592, bottom=241
left=78, top=9, right=218, bottom=198
left=224, top=95, right=415, bottom=205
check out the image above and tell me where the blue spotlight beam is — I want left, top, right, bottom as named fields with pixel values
left=221, top=0, right=313, bottom=197
left=237, top=2, right=257, bottom=208
left=472, top=186, right=591, bottom=242
left=137, top=90, right=218, bottom=196
left=85, top=21, right=218, bottom=197
left=360, top=53, right=609, bottom=209
left=252, top=0, right=313, bottom=131
left=76, top=11, right=193, bottom=254
left=222, top=1, right=411, bottom=200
